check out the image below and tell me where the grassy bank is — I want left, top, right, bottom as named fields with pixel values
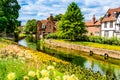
left=54, top=39, right=120, bottom=51
left=0, top=38, right=109, bottom=80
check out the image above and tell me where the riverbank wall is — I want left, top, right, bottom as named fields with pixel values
left=44, top=39, right=120, bottom=59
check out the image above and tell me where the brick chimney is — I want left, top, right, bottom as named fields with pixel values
left=49, top=14, right=53, bottom=21
left=92, top=15, right=96, bottom=24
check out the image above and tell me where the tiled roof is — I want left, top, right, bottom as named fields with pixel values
left=102, top=7, right=120, bottom=22
left=40, top=20, right=48, bottom=24
left=85, top=20, right=101, bottom=26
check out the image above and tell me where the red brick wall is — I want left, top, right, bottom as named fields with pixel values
left=87, top=25, right=101, bottom=36
left=45, top=20, right=55, bottom=34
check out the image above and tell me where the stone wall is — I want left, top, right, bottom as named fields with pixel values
left=44, top=39, right=120, bottom=59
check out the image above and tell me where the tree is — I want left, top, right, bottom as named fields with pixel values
left=54, top=14, right=63, bottom=21
left=24, top=19, right=37, bottom=34
left=0, top=0, right=20, bottom=33
left=58, top=2, right=87, bottom=40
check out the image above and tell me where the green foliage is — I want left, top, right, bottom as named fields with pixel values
left=54, top=14, right=63, bottom=21
left=45, top=32, right=69, bottom=39
left=58, top=2, right=87, bottom=40
left=24, top=19, right=37, bottom=34
left=0, top=0, right=21, bottom=33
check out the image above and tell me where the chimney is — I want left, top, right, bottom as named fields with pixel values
left=49, top=14, right=53, bottom=21
left=92, top=15, right=96, bottom=24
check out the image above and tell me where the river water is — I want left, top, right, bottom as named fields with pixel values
left=18, top=38, right=120, bottom=79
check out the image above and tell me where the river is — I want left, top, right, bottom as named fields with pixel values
left=18, top=38, right=120, bottom=79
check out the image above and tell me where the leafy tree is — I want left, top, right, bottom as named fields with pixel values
left=0, top=0, right=20, bottom=33
left=24, top=19, right=37, bottom=34
left=54, top=14, right=63, bottom=21
left=58, top=2, right=87, bottom=40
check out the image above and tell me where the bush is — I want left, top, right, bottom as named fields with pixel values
left=45, top=32, right=69, bottom=39
left=78, top=36, right=120, bottom=46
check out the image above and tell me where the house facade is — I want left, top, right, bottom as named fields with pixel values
left=101, top=7, right=120, bottom=38
left=85, top=15, right=101, bottom=36
left=36, top=14, right=57, bottom=39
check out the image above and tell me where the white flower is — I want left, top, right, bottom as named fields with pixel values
left=7, top=72, right=15, bottom=80
left=63, top=75, right=70, bottom=80
left=28, top=71, right=36, bottom=77
left=47, top=65, right=55, bottom=71
left=40, top=69, right=49, bottom=77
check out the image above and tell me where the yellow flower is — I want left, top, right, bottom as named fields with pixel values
left=7, top=72, right=15, bottom=80
left=40, top=69, right=49, bottom=77
left=69, top=74, right=79, bottom=80
left=47, top=65, right=55, bottom=71
left=28, top=71, right=36, bottom=77
left=70, top=74, right=78, bottom=80
left=23, top=76, right=29, bottom=80
left=36, top=69, right=40, bottom=79
left=42, top=77, right=50, bottom=80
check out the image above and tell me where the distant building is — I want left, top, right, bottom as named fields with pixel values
left=101, top=7, right=120, bottom=38
left=19, top=26, right=23, bottom=32
left=85, top=15, right=101, bottom=36
left=36, top=14, right=57, bottom=39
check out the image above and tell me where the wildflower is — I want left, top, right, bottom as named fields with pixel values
left=28, top=71, right=36, bottom=77
left=36, top=69, right=40, bottom=79
left=68, top=74, right=79, bottom=80
left=7, top=72, right=15, bottom=80
left=42, top=77, right=50, bottom=80
left=63, top=75, right=70, bottom=80
left=47, top=65, right=55, bottom=71
left=23, top=76, right=29, bottom=80
left=40, top=69, right=49, bottom=77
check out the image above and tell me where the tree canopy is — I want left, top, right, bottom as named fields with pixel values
left=54, top=14, right=63, bottom=21
left=58, top=2, right=87, bottom=40
left=0, top=0, right=20, bottom=33
left=24, top=19, right=37, bottom=34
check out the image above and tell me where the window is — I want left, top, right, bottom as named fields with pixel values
left=118, top=24, right=120, bottom=30
left=104, top=22, right=107, bottom=28
left=104, top=31, right=109, bottom=38
left=42, top=25, right=45, bottom=28
left=49, top=25, right=51, bottom=29
left=95, top=32, right=99, bottom=34
left=110, top=21, right=113, bottom=28
left=96, top=26, right=99, bottom=28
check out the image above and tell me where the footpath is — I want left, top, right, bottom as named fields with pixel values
left=44, top=39, right=120, bottom=59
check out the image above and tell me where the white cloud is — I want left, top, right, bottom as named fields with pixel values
left=17, top=0, right=120, bottom=25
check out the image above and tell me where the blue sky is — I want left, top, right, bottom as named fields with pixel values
left=17, top=0, right=120, bottom=25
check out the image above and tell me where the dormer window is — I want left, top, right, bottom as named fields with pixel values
left=114, top=11, right=119, bottom=18
left=105, top=13, right=110, bottom=17
left=42, top=25, right=45, bottom=29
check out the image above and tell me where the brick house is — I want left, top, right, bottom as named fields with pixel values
left=101, top=7, right=120, bottom=38
left=85, top=15, right=101, bottom=36
left=36, top=14, right=57, bottom=39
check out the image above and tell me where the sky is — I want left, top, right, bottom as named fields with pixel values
left=17, top=0, right=120, bottom=25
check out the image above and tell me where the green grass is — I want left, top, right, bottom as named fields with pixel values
left=0, top=58, right=35, bottom=80
left=54, top=39, right=120, bottom=51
